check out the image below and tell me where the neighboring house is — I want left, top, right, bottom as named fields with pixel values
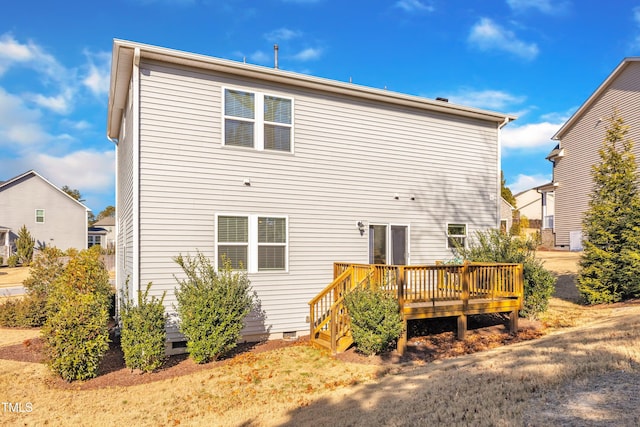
left=0, top=170, right=90, bottom=260
left=88, top=216, right=116, bottom=250
left=549, top=57, right=640, bottom=250
left=514, top=186, right=555, bottom=229
left=500, top=197, right=515, bottom=233
left=107, top=40, right=515, bottom=350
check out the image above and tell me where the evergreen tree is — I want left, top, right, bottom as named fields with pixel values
left=578, top=111, right=640, bottom=303
left=15, top=225, right=35, bottom=266
left=501, top=171, right=517, bottom=207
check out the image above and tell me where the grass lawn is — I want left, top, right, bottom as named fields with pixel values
left=0, top=266, right=30, bottom=288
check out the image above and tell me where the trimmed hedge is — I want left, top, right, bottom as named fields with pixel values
left=174, top=253, right=256, bottom=364
left=345, top=286, right=403, bottom=356
left=41, top=246, right=112, bottom=381
left=120, top=282, right=167, bottom=372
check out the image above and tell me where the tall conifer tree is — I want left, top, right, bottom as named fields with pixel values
left=578, top=111, right=640, bottom=303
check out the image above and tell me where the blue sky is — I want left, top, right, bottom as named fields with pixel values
left=2, top=0, right=640, bottom=213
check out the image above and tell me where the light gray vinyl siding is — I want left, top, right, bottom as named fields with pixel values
left=116, top=80, right=136, bottom=301
left=0, top=174, right=87, bottom=251
left=554, top=62, right=640, bottom=247
left=136, top=60, right=500, bottom=340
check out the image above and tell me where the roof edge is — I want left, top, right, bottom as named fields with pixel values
left=0, top=170, right=91, bottom=212
left=552, top=57, right=640, bottom=141
left=108, top=39, right=516, bottom=139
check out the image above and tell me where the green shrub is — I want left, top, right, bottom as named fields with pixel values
left=0, top=299, right=22, bottom=327
left=0, top=256, right=3, bottom=265
left=174, top=253, right=256, bottom=364
left=41, top=246, right=111, bottom=381
left=42, top=291, right=110, bottom=381
left=454, top=229, right=556, bottom=319
left=20, top=246, right=66, bottom=326
left=344, top=286, right=403, bottom=356
left=15, top=225, right=35, bottom=266
left=120, top=282, right=167, bottom=373
left=7, top=254, right=18, bottom=268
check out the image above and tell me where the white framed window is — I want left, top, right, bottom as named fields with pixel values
left=35, top=209, right=45, bottom=224
left=447, top=223, right=467, bottom=249
left=88, top=235, right=102, bottom=248
left=223, top=88, right=293, bottom=152
left=216, top=214, right=288, bottom=272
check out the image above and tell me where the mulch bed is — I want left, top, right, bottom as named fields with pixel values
left=0, top=314, right=543, bottom=390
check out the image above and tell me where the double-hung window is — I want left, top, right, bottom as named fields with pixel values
left=217, top=214, right=288, bottom=272
left=35, top=209, right=45, bottom=224
left=223, top=88, right=293, bottom=152
left=446, top=223, right=467, bottom=249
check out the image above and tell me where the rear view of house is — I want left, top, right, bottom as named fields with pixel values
left=0, top=170, right=89, bottom=262
left=550, top=57, right=640, bottom=250
left=107, top=40, right=515, bottom=350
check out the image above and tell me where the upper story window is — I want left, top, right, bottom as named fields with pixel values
left=35, top=209, right=45, bottom=224
left=223, top=88, right=293, bottom=152
left=446, top=223, right=467, bottom=249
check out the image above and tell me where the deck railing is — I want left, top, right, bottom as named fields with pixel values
left=311, top=261, right=523, bottom=353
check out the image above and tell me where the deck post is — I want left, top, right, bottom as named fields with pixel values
left=509, top=309, right=519, bottom=334
left=457, top=314, right=467, bottom=340
left=397, top=318, right=407, bottom=355
left=461, top=261, right=470, bottom=312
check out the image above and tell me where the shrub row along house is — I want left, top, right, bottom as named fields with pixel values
left=106, top=40, right=516, bottom=351
left=0, top=170, right=90, bottom=263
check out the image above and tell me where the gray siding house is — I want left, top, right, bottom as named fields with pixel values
left=550, top=57, right=640, bottom=250
left=107, top=40, right=515, bottom=349
left=0, top=170, right=89, bottom=260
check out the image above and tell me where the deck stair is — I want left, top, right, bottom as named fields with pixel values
left=309, top=261, right=524, bottom=355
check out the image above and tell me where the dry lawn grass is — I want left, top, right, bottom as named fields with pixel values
left=0, top=344, right=380, bottom=426
left=2, top=250, right=640, bottom=426
left=0, top=267, right=29, bottom=288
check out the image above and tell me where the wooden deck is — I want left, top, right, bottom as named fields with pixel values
left=309, top=262, right=524, bottom=355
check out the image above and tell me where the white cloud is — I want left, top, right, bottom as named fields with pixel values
left=631, top=7, right=640, bottom=50
left=448, top=89, right=526, bottom=111
left=28, top=88, right=74, bottom=114
left=292, top=47, right=322, bottom=61
left=507, top=0, right=570, bottom=15
left=82, top=50, right=111, bottom=97
left=395, top=0, right=434, bottom=13
left=502, top=121, right=562, bottom=149
left=0, top=33, right=66, bottom=80
left=33, top=150, right=115, bottom=192
left=249, top=50, right=270, bottom=64
left=508, top=173, right=551, bottom=193
left=265, top=28, right=302, bottom=42
left=468, top=18, right=539, bottom=60
left=62, top=119, right=92, bottom=131
left=0, top=34, right=34, bottom=64
left=0, top=87, right=51, bottom=146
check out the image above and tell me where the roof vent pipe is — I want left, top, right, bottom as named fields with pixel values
left=274, top=44, right=279, bottom=69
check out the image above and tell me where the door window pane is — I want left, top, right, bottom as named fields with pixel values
left=369, top=225, right=387, bottom=264
left=391, top=226, right=407, bottom=265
